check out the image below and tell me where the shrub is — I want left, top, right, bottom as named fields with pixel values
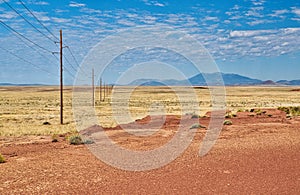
left=191, top=114, right=200, bottom=119
left=267, top=114, right=272, bottom=117
left=51, top=134, right=58, bottom=142
left=255, top=109, right=261, bottom=113
left=278, top=106, right=300, bottom=116
left=250, top=108, right=255, bottom=112
left=225, top=113, right=232, bottom=119
left=0, top=153, right=5, bottom=163
left=68, top=134, right=83, bottom=145
left=223, top=120, right=233, bottom=125
left=190, top=123, right=206, bottom=129
left=43, top=121, right=51, bottom=125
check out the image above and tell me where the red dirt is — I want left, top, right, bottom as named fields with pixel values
left=0, top=109, right=299, bottom=194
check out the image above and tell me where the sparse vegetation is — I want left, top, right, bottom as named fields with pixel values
left=223, top=120, right=233, bottom=125
left=51, top=134, right=59, bottom=142
left=1, top=86, right=300, bottom=136
left=190, top=123, right=206, bottom=129
left=0, top=153, right=5, bottom=163
left=225, top=113, right=232, bottom=118
left=191, top=114, right=200, bottom=119
left=278, top=106, right=300, bottom=116
left=68, top=134, right=83, bottom=145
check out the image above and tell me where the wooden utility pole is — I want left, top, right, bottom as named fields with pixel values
left=60, top=29, right=63, bottom=125
left=100, top=78, right=102, bottom=102
left=92, top=68, right=94, bottom=107
left=103, top=82, right=106, bottom=101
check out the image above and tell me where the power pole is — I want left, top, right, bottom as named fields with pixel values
left=92, top=68, right=94, bottom=107
left=60, top=29, right=63, bottom=125
left=103, top=82, right=106, bottom=101
left=100, top=78, right=102, bottom=102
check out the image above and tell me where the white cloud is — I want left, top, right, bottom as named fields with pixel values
left=51, top=17, right=72, bottom=23
left=117, top=19, right=136, bottom=26
left=203, top=16, right=219, bottom=22
left=247, top=19, right=273, bottom=26
left=69, top=1, right=86, bottom=8
left=29, top=1, right=49, bottom=5
left=291, top=17, right=300, bottom=22
left=251, top=0, right=265, bottom=6
left=269, top=9, right=289, bottom=18
left=292, top=8, right=300, bottom=16
left=79, top=7, right=102, bottom=14
left=232, top=5, right=240, bottom=10
left=0, top=12, right=17, bottom=19
left=229, top=29, right=275, bottom=38
left=142, top=0, right=166, bottom=7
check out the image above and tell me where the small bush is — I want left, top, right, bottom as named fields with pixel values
left=190, top=123, right=206, bottom=129
left=223, top=120, right=233, bottom=125
left=51, top=134, right=58, bottom=142
left=68, top=134, right=83, bottom=145
left=191, top=114, right=200, bottom=119
left=237, top=109, right=243, bottom=112
left=250, top=108, right=255, bottom=112
left=278, top=106, right=300, bottom=116
left=0, top=153, right=5, bottom=163
left=43, top=121, right=51, bottom=125
left=267, top=114, right=272, bottom=117
left=225, top=114, right=232, bottom=119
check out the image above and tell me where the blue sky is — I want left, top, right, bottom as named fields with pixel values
left=0, top=0, right=299, bottom=84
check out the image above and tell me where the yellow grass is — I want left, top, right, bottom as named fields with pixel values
left=0, top=86, right=300, bottom=136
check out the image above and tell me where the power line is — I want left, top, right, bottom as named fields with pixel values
left=2, top=0, right=57, bottom=43
left=66, top=46, right=80, bottom=67
left=0, top=45, right=57, bottom=77
left=63, top=55, right=78, bottom=74
left=65, top=46, right=90, bottom=77
left=0, top=20, right=58, bottom=67
left=17, top=0, right=59, bottom=42
left=0, top=20, right=53, bottom=53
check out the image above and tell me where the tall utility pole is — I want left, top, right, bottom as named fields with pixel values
left=92, top=68, right=94, bottom=107
left=103, top=82, right=106, bottom=101
left=60, top=29, right=63, bottom=125
left=99, top=78, right=102, bottom=102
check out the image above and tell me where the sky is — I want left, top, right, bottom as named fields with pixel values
left=0, top=0, right=299, bottom=85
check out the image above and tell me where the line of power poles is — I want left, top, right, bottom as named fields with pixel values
left=97, top=77, right=113, bottom=103
left=58, top=30, right=112, bottom=125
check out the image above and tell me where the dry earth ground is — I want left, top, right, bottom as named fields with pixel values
left=0, top=108, right=299, bottom=194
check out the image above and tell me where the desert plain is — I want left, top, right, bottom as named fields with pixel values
left=0, top=86, right=299, bottom=194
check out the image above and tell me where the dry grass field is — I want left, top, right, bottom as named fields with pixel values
left=0, top=86, right=300, bottom=194
left=0, top=86, right=300, bottom=136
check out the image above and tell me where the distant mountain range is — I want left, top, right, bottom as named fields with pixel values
left=1, top=73, right=300, bottom=86
left=128, top=73, right=300, bottom=86
left=0, top=83, right=48, bottom=86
